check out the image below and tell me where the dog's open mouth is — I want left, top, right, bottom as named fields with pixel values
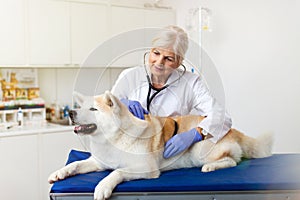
left=74, top=123, right=97, bottom=134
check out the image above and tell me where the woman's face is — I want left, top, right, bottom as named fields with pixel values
left=148, top=48, right=180, bottom=81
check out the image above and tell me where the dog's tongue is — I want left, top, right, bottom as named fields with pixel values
left=74, top=124, right=97, bottom=134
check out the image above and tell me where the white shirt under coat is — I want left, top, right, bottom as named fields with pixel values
left=111, top=66, right=232, bottom=143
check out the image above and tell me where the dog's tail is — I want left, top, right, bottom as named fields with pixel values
left=237, top=131, right=274, bottom=159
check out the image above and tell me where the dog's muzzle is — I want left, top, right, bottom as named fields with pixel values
left=69, top=110, right=97, bottom=134
left=74, top=123, right=97, bottom=134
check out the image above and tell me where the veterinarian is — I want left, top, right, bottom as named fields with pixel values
left=111, top=25, right=232, bottom=159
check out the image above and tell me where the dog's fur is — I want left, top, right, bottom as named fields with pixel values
left=48, top=91, right=273, bottom=200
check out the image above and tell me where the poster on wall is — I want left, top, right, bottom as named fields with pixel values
left=0, top=69, right=39, bottom=101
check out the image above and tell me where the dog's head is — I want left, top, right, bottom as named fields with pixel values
left=69, top=91, right=143, bottom=135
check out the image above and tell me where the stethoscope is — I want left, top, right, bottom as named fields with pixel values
left=143, top=52, right=186, bottom=112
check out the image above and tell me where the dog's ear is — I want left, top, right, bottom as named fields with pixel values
left=104, top=91, right=121, bottom=113
left=73, top=91, right=85, bottom=107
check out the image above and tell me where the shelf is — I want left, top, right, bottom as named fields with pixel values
left=0, top=108, right=45, bottom=127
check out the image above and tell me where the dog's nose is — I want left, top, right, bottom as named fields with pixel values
left=69, top=110, right=77, bottom=120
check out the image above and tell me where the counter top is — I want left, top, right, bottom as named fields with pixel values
left=0, top=122, right=74, bottom=138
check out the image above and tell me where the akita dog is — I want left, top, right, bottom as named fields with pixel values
left=48, top=91, right=273, bottom=200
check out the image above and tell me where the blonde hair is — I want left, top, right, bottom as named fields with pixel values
left=151, top=25, right=189, bottom=63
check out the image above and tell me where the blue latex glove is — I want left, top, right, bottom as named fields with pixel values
left=120, top=99, right=149, bottom=120
left=163, top=128, right=203, bottom=158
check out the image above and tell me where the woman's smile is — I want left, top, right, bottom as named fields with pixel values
left=149, top=48, right=179, bottom=84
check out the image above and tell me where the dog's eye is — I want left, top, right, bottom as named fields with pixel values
left=89, top=107, right=98, bottom=111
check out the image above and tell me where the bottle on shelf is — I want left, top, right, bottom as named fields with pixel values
left=17, top=107, right=23, bottom=126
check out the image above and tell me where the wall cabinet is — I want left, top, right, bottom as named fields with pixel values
left=0, top=0, right=26, bottom=65
left=110, top=6, right=145, bottom=35
left=111, top=6, right=175, bottom=35
left=70, top=3, right=108, bottom=65
left=145, top=9, right=176, bottom=27
left=109, top=6, right=176, bottom=67
left=0, top=1, right=175, bottom=67
left=28, top=0, right=70, bottom=65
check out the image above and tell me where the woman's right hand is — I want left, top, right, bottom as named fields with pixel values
left=120, top=99, right=149, bottom=120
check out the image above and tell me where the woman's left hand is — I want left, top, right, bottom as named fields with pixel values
left=163, top=128, right=203, bottom=158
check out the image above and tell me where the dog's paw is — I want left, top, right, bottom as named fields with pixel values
left=48, top=169, right=68, bottom=184
left=94, top=183, right=113, bottom=200
left=201, top=163, right=216, bottom=172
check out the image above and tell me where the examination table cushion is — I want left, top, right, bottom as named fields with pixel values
left=50, top=149, right=300, bottom=193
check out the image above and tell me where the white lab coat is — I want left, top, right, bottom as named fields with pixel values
left=111, top=66, right=232, bottom=143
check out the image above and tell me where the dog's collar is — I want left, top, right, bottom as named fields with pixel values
left=173, top=120, right=179, bottom=136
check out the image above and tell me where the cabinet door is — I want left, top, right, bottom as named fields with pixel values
left=0, top=135, right=39, bottom=200
left=70, top=3, right=108, bottom=65
left=0, top=0, right=25, bottom=65
left=39, top=131, right=83, bottom=200
left=111, top=6, right=144, bottom=35
left=110, top=6, right=148, bottom=67
left=111, top=7, right=175, bottom=34
left=28, top=0, right=70, bottom=65
left=145, top=9, right=176, bottom=27
left=110, top=7, right=176, bottom=67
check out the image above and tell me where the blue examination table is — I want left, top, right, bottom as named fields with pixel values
left=50, top=149, right=300, bottom=200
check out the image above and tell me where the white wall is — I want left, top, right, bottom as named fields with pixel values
left=166, top=0, right=300, bottom=153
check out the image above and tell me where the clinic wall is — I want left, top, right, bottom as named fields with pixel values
left=166, top=0, right=300, bottom=153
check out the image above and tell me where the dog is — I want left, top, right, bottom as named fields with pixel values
left=48, top=91, right=273, bottom=200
